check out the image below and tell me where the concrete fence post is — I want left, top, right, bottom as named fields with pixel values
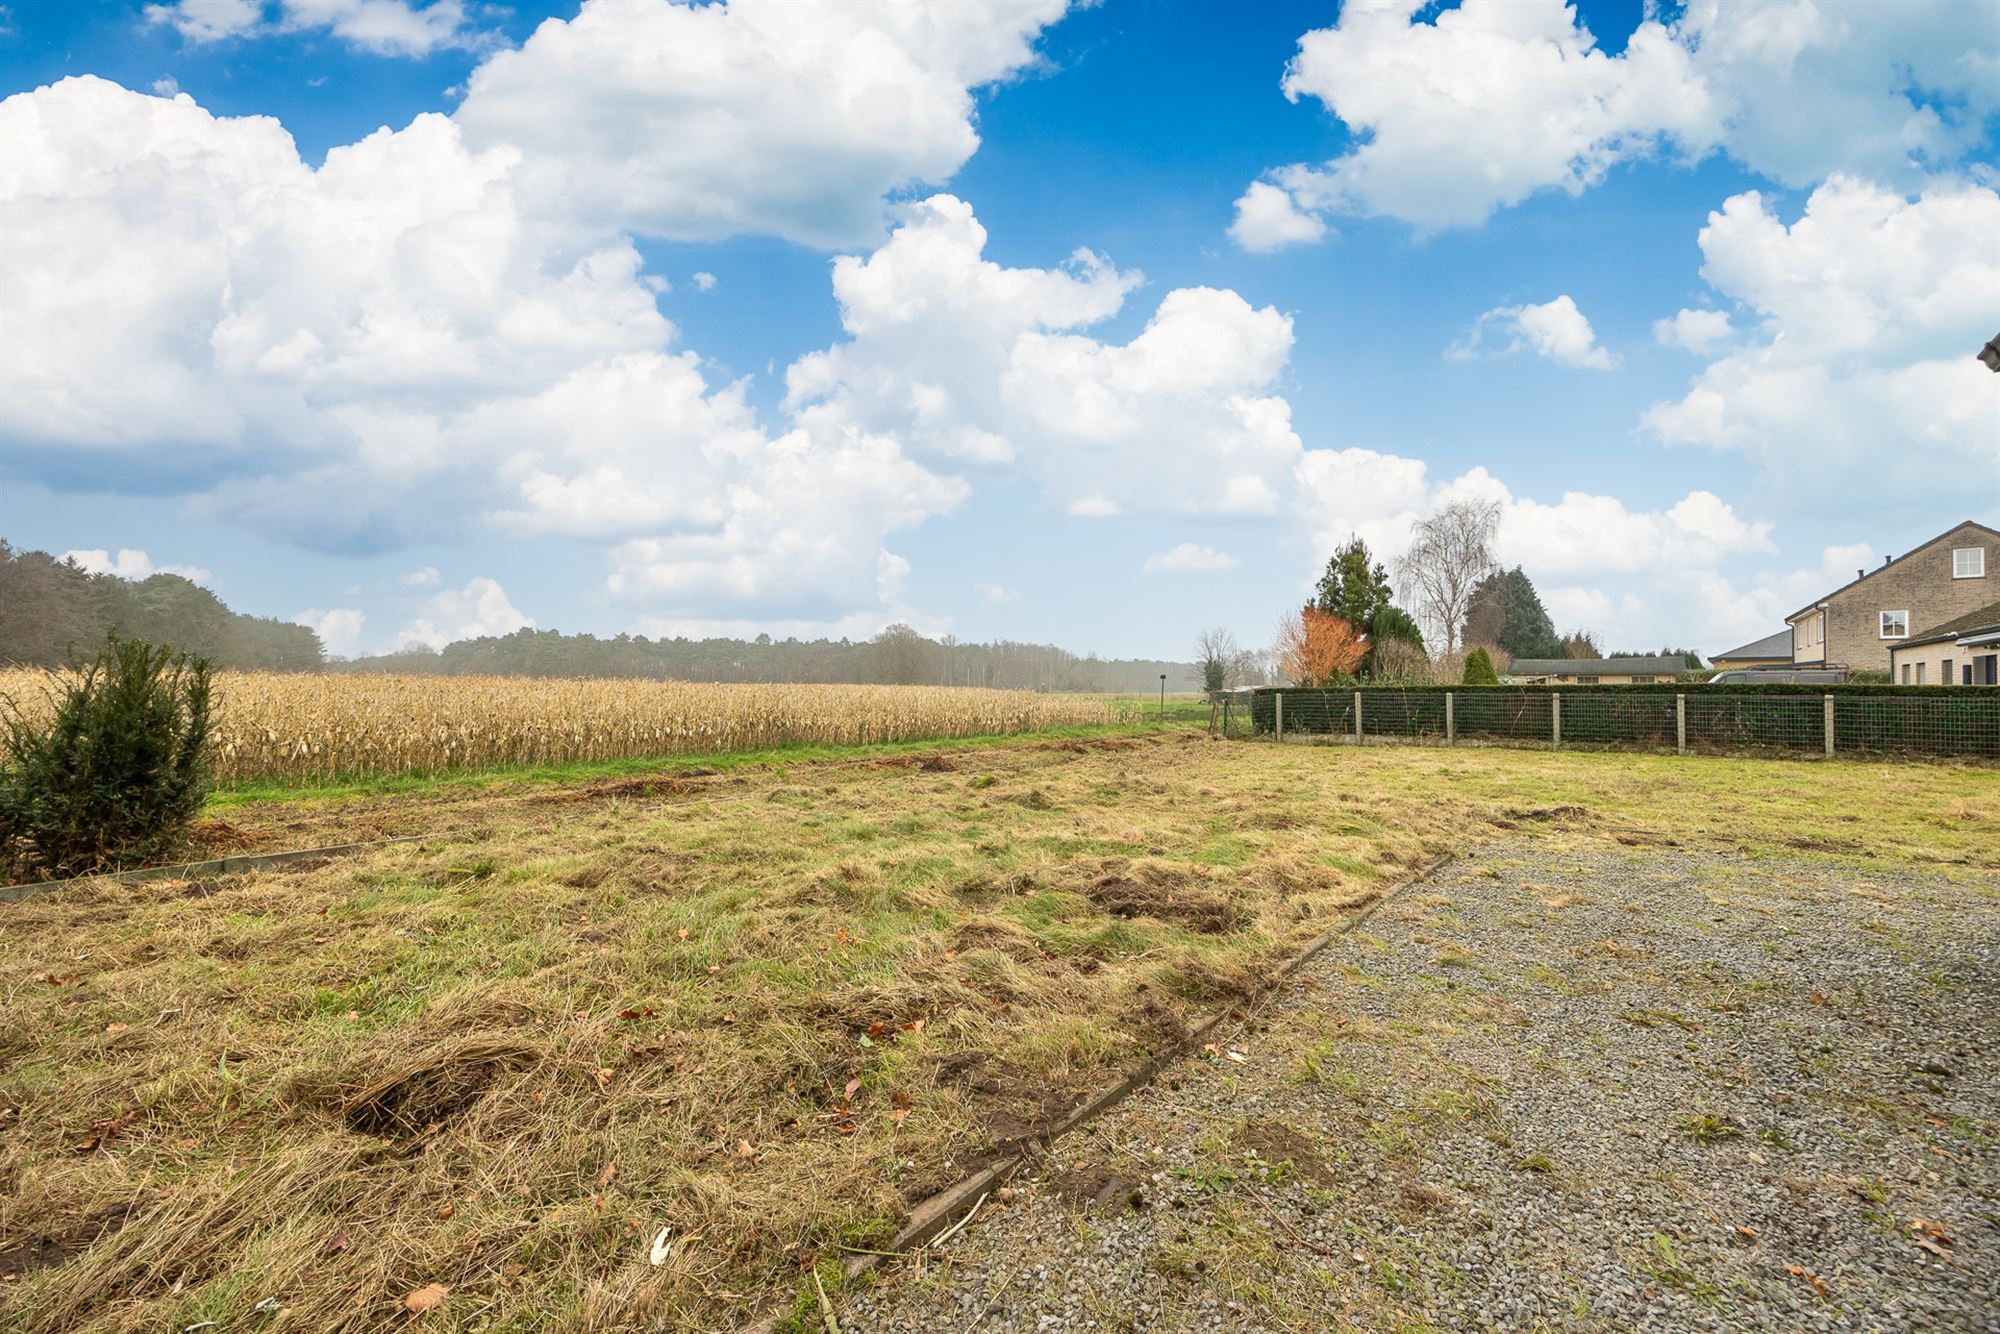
left=1275, top=693, right=1283, bottom=742
left=1823, top=694, right=1835, bottom=756
left=1551, top=693, right=1562, bottom=748
left=1675, top=693, right=1687, bottom=754
left=1354, top=691, right=1364, bottom=743
left=1445, top=691, right=1455, bottom=744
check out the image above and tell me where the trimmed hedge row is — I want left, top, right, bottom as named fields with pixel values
left=1244, top=686, right=2000, bottom=759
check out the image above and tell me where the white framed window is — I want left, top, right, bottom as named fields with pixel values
left=1880, top=610, right=1909, bottom=639
left=1954, top=547, right=1986, bottom=578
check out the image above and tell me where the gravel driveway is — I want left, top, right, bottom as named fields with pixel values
left=841, top=842, right=2000, bottom=1332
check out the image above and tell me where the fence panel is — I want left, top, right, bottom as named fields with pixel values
left=1237, top=686, right=2000, bottom=762
left=1248, top=691, right=1353, bottom=736
left=1452, top=690, right=1554, bottom=744
left=1353, top=690, right=1449, bottom=740
left=1559, top=691, right=1677, bottom=749
left=1832, top=694, right=2000, bottom=758
left=1684, top=693, right=1824, bottom=753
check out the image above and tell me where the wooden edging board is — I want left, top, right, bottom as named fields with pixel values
left=737, top=850, right=1456, bottom=1333
left=0, top=836, right=432, bottom=905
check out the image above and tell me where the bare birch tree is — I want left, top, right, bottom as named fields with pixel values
left=1393, top=498, right=1501, bottom=656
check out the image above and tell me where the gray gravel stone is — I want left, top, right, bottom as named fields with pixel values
left=841, top=842, right=2000, bottom=1332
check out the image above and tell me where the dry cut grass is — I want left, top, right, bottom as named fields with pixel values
left=1, top=732, right=1994, bottom=1332
left=0, top=671, right=1117, bottom=785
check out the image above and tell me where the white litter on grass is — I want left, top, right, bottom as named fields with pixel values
left=648, top=1225, right=674, bottom=1266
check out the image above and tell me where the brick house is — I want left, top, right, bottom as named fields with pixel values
left=1786, top=520, right=1998, bottom=673
left=1887, top=601, right=2000, bottom=685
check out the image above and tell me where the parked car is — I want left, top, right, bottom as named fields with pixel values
left=1707, top=668, right=1848, bottom=685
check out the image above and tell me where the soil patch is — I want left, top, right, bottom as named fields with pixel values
left=1048, top=1162, right=1142, bottom=1212
left=0, top=1205, right=128, bottom=1282
left=537, top=771, right=723, bottom=805
left=1233, top=1118, right=1334, bottom=1186
left=874, top=752, right=961, bottom=772
left=1082, top=862, right=1241, bottom=934
left=941, top=1053, right=1082, bottom=1146
left=1505, top=804, right=1589, bottom=823
left=341, top=1037, right=541, bottom=1137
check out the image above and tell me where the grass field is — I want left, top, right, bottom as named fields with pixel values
left=2, top=730, right=1995, bottom=1331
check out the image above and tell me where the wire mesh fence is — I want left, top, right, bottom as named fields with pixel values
left=1211, top=686, right=2000, bottom=761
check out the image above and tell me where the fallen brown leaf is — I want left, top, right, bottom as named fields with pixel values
left=404, top=1283, right=448, bottom=1315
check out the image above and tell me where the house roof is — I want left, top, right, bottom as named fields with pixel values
left=1893, top=599, right=2000, bottom=650
left=1712, top=629, right=1791, bottom=661
left=1508, top=656, right=1686, bottom=676
left=1785, top=519, right=2000, bottom=622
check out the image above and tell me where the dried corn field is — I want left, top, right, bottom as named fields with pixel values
left=0, top=670, right=1118, bottom=784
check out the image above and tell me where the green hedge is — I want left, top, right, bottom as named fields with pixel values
left=1246, top=685, right=2000, bottom=759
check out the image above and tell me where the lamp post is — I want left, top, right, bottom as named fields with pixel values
left=1159, top=673, right=1167, bottom=723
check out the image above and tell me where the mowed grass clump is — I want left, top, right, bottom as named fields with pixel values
left=2, top=733, right=1995, bottom=1331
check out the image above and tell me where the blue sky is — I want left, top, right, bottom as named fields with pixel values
left=2, top=0, right=1996, bottom=661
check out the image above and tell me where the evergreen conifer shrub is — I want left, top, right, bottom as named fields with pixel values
left=1462, top=647, right=1499, bottom=685
left=0, top=635, right=213, bottom=879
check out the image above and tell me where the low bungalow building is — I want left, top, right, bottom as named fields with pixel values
left=1709, top=630, right=1791, bottom=672
left=1505, top=656, right=1686, bottom=685
left=1887, top=601, right=2000, bottom=686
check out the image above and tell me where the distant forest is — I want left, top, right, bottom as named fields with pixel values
left=0, top=542, right=1195, bottom=690
left=0, top=541, right=323, bottom=669
left=334, top=625, right=1201, bottom=692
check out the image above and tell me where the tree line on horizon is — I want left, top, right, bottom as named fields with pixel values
left=333, top=624, right=1200, bottom=692
left=0, top=541, right=323, bottom=671
left=1, top=542, right=1197, bottom=691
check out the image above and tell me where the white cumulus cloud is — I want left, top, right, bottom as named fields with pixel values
left=1450, top=295, right=1616, bottom=370
left=147, top=0, right=484, bottom=55
left=452, top=0, right=1069, bottom=248
left=1653, top=307, right=1734, bottom=354
left=145, top=0, right=261, bottom=43
left=787, top=195, right=1303, bottom=520
left=397, top=576, right=531, bottom=649
left=1233, top=0, right=2000, bottom=238
left=293, top=606, right=366, bottom=657
left=1228, top=179, right=1329, bottom=252
left=1644, top=174, right=2000, bottom=513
